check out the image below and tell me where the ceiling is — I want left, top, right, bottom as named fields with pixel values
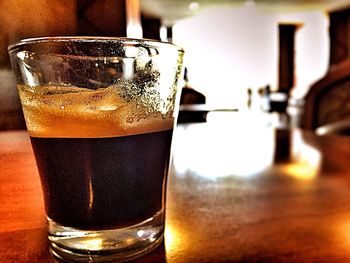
left=141, top=0, right=350, bottom=25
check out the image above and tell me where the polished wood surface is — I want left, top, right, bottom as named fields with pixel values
left=1, top=119, right=350, bottom=262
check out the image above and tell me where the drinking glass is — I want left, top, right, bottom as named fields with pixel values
left=8, top=37, right=184, bottom=262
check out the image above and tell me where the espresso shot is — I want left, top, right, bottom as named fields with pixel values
left=9, top=37, right=184, bottom=262
left=31, top=130, right=173, bottom=230
left=17, top=83, right=176, bottom=231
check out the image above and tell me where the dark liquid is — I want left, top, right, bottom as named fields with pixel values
left=30, top=129, right=173, bottom=230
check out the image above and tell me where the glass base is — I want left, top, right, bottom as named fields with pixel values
left=48, top=211, right=164, bottom=262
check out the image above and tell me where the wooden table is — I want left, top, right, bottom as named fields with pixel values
left=1, top=120, right=350, bottom=262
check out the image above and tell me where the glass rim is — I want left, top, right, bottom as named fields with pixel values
left=8, top=36, right=185, bottom=55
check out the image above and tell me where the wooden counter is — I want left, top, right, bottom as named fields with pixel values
left=1, top=121, right=350, bottom=262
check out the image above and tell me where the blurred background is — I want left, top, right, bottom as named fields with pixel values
left=1, top=0, right=350, bottom=130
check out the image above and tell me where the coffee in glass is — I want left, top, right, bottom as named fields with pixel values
left=9, top=37, right=184, bottom=262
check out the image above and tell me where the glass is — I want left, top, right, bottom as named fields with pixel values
left=8, top=37, right=184, bottom=262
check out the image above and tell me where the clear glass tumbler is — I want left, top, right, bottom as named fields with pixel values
left=8, top=37, right=184, bottom=262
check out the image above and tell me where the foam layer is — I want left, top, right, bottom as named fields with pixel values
left=18, top=85, right=174, bottom=138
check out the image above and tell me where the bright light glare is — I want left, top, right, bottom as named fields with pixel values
left=17, top=51, right=38, bottom=86
left=76, top=238, right=103, bottom=250
left=17, top=51, right=26, bottom=60
left=160, top=25, right=168, bottom=42
left=126, top=0, right=142, bottom=38
left=189, top=2, right=200, bottom=11
left=281, top=130, right=321, bottom=180
left=164, top=224, right=186, bottom=254
left=127, top=24, right=143, bottom=39
left=173, top=114, right=275, bottom=179
left=164, top=227, right=176, bottom=251
left=137, top=230, right=145, bottom=237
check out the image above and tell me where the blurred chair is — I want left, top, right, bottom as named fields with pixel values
left=302, top=59, right=350, bottom=135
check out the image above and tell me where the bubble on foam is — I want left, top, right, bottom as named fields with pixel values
left=83, top=86, right=126, bottom=112
left=19, top=85, right=126, bottom=113
left=112, top=62, right=162, bottom=122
